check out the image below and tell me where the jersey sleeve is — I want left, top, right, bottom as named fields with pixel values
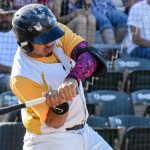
left=10, top=76, right=49, bottom=123
left=59, top=23, right=85, bottom=56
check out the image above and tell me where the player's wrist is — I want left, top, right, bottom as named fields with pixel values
left=51, top=102, right=69, bottom=115
left=65, top=75, right=80, bottom=86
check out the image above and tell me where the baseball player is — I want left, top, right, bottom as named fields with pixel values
left=10, top=4, right=112, bottom=150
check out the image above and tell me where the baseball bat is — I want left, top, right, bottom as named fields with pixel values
left=0, top=88, right=79, bottom=115
left=0, top=97, right=46, bottom=115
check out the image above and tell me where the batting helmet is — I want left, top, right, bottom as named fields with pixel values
left=12, top=4, right=65, bottom=53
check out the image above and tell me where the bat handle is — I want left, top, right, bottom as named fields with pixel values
left=25, top=97, right=46, bottom=107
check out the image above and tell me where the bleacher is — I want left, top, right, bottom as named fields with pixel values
left=84, top=56, right=150, bottom=150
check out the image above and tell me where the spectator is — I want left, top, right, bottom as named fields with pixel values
left=1, top=0, right=13, bottom=11
left=13, top=0, right=38, bottom=9
left=91, top=0, right=128, bottom=44
left=123, top=0, right=143, bottom=14
left=0, top=8, right=18, bottom=93
left=127, top=0, right=150, bottom=59
left=112, top=0, right=126, bottom=13
left=38, top=0, right=49, bottom=5
left=13, top=0, right=52, bottom=10
left=51, top=0, right=96, bottom=44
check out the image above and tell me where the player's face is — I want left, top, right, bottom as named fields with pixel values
left=30, top=41, right=56, bottom=58
left=0, top=13, right=13, bottom=32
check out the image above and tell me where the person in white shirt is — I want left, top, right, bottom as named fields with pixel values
left=0, top=8, right=18, bottom=93
left=91, top=0, right=127, bottom=44
left=127, top=0, right=150, bottom=59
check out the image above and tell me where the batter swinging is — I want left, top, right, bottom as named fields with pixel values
left=10, top=4, right=112, bottom=150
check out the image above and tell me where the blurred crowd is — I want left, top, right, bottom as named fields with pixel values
left=0, top=0, right=143, bottom=45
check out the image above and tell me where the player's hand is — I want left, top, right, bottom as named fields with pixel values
left=42, top=90, right=66, bottom=108
left=42, top=78, right=78, bottom=107
left=58, top=78, right=78, bottom=101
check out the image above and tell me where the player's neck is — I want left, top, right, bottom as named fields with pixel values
left=28, top=53, right=43, bottom=58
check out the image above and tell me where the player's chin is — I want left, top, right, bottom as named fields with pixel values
left=45, top=52, right=53, bottom=57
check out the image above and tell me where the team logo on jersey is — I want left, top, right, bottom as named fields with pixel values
left=41, top=71, right=48, bottom=88
left=55, top=43, right=60, bottom=48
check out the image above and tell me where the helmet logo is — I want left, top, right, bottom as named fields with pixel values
left=20, top=41, right=28, bottom=47
left=33, top=22, right=42, bottom=31
left=37, top=12, right=46, bottom=19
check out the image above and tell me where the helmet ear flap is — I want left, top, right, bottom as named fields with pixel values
left=18, top=42, right=33, bottom=53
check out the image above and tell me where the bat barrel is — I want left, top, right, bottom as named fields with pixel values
left=0, top=103, right=26, bottom=115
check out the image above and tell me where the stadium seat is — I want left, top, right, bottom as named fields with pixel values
left=121, top=127, right=150, bottom=150
left=0, top=91, right=21, bottom=122
left=124, top=70, right=150, bottom=93
left=0, top=91, right=18, bottom=106
left=86, top=103, right=100, bottom=116
left=131, top=89, right=150, bottom=104
left=86, top=90, right=134, bottom=118
left=87, top=116, right=109, bottom=128
left=109, top=115, right=150, bottom=128
left=131, top=89, right=150, bottom=116
left=0, top=122, right=25, bottom=150
left=95, top=127, right=123, bottom=150
left=114, top=57, right=150, bottom=72
left=113, top=58, right=150, bottom=93
left=83, top=58, right=150, bottom=94
left=82, top=71, right=124, bottom=93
